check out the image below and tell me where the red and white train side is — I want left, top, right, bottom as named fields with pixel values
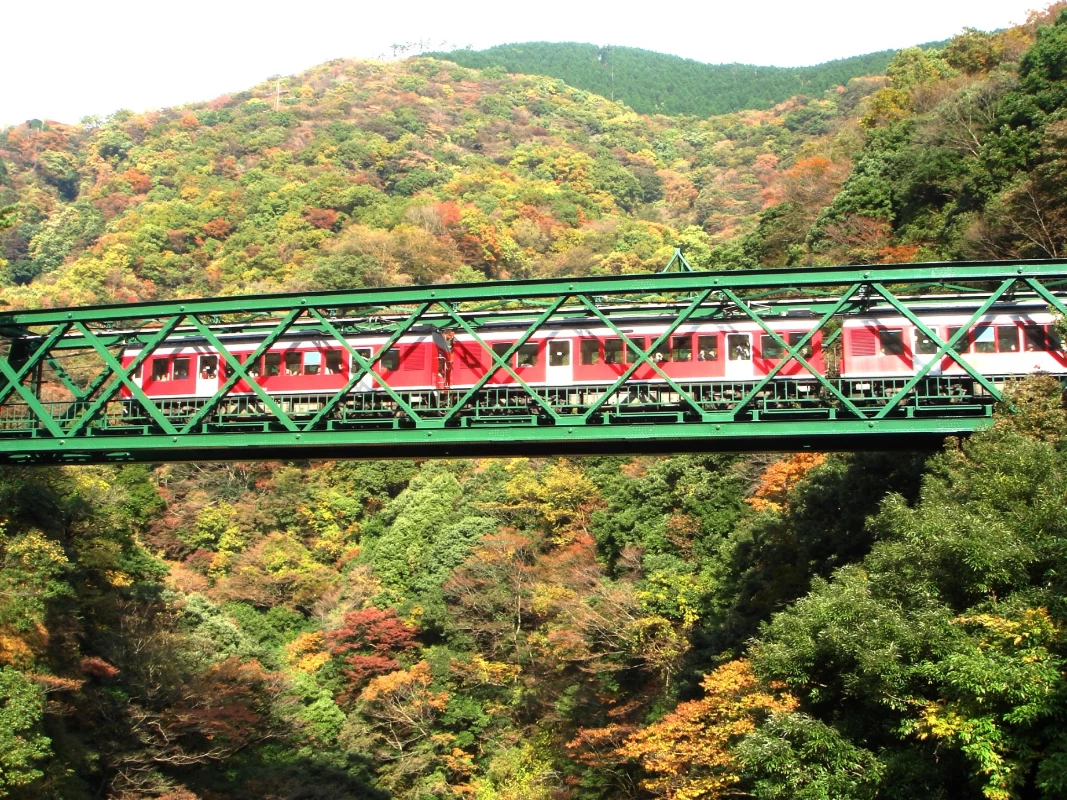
left=119, top=309, right=1065, bottom=402
left=842, top=311, right=1065, bottom=377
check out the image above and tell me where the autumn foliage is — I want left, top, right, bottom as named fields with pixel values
left=746, top=452, right=827, bottom=513
left=325, top=606, right=419, bottom=694
left=616, top=660, right=797, bottom=799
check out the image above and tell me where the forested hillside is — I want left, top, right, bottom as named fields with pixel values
left=425, top=41, right=940, bottom=117
left=2, top=5, right=1067, bottom=799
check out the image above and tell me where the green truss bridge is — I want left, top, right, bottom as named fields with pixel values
left=0, top=258, right=1065, bottom=465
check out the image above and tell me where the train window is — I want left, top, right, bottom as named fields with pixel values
left=580, top=340, right=600, bottom=366
left=380, top=348, right=401, bottom=371
left=549, top=341, right=570, bottom=367
left=492, top=342, right=513, bottom=366
left=304, top=351, right=321, bottom=375
left=1024, top=325, right=1046, bottom=352
left=947, top=326, right=967, bottom=352
left=651, top=339, right=670, bottom=363
left=974, top=326, right=996, bottom=354
left=916, top=331, right=939, bottom=355
left=697, top=335, right=718, bottom=361
left=672, top=335, right=692, bottom=362
left=326, top=351, right=344, bottom=374
left=879, top=329, right=905, bottom=356
left=604, top=339, right=624, bottom=365
left=199, top=355, right=218, bottom=379
left=627, top=338, right=644, bottom=363
left=264, top=352, right=281, bottom=377
left=997, top=326, right=1019, bottom=352
left=173, top=358, right=190, bottom=381
left=788, top=332, right=814, bottom=359
left=349, top=348, right=371, bottom=368
left=761, top=334, right=784, bottom=360
left=727, top=334, right=751, bottom=361
left=1047, top=325, right=1063, bottom=351
left=130, top=362, right=142, bottom=381
left=151, top=359, right=170, bottom=381
left=246, top=356, right=261, bottom=378
left=285, top=351, right=302, bottom=376
left=517, top=343, right=538, bottom=367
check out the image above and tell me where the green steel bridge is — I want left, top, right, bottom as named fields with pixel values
left=0, top=257, right=1065, bottom=465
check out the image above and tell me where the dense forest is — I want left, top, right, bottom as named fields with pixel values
left=3, top=5, right=1067, bottom=799
left=425, top=42, right=942, bottom=117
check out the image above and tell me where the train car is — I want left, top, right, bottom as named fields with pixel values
left=448, top=320, right=824, bottom=389
left=120, top=317, right=828, bottom=404
left=121, top=333, right=445, bottom=401
left=841, top=311, right=1066, bottom=378
left=119, top=305, right=1063, bottom=409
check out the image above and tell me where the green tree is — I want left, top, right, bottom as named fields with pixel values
left=0, top=667, right=50, bottom=796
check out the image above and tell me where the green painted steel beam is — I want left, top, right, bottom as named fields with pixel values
left=0, top=416, right=992, bottom=466
left=2, top=259, right=1066, bottom=329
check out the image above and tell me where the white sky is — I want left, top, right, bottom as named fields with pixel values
left=0, top=0, right=1045, bottom=126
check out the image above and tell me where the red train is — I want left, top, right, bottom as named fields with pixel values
left=120, top=307, right=1065, bottom=403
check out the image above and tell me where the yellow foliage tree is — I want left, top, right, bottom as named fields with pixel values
left=616, top=660, right=797, bottom=800
left=746, top=453, right=827, bottom=514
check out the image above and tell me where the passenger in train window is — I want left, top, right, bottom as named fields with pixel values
left=728, top=335, right=751, bottom=360
left=604, top=339, right=624, bottom=365
left=152, top=360, right=170, bottom=381
left=653, top=351, right=665, bottom=363
left=326, top=351, right=344, bottom=374
left=200, top=355, right=218, bottom=379
left=996, top=326, right=1019, bottom=352
left=517, top=344, right=538, bottom=367
left=1024, top=325, right=1046, bottom=352
left=697, top=335, right=718, bottom=361
left=285, top=352, right=302, bottom=376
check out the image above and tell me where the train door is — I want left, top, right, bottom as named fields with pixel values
left=545, top=339, right=572, bottom=386
left=196, top=353, right=220, bottom=397
left=913, top=327, right=942, bottom=376
left=725, top=333, right=753, bottom=380
left=352, top=348, right=375, bottom=391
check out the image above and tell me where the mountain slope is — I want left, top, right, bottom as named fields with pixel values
left=426, top=41, right=943, bottom=116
